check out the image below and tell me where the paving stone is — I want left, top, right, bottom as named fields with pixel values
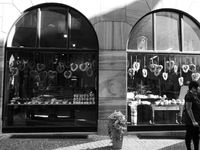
left=0, top=134, right=189, bottom=150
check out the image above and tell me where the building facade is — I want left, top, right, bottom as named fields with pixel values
left=1, top=0, right=200, bottom=134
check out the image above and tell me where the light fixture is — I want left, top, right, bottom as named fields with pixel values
left=63, top=34, right=68, bottom=38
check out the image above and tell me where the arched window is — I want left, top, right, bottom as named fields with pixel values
left=127, top=9, right=200, bottom=52
left=7, top=4, right=98, bottom=50
left=3, top=3, right=98, bottom=133
left=127, top=9, right=200, bottom=129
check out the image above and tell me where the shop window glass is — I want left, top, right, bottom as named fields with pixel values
left=4, top=50, right=97, bottom=128
left=7, top=6, right=98, bottom=50
left=68, top=9, right=98, bottom=49
left=127, top=53, right=200, bottom=125
left=40, top=7, right=68, bottom=48
left=156, top=12, right=180, bottom=51
left=3, top=4, right=98, bottom=133
left=7, top=10, right=37, bottom=47
left=128, top=14, right=152, bottom=50
left=127, top=10, right=200, bottom=128
left=183, top=15, right=200, bottom=51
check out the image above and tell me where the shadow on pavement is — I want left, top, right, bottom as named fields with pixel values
left=85, top=146, right=112, bottom=150
left=137, top=134, right=184, bottom=139
left=160, top=141, right=186, bottom=150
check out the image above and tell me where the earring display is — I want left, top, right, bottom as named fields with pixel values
left=162, top=57, right=168, bottom=80
left=70, top=62, right=78, bottom=72
left=142, top=56, right=147, bottom=78
left=189, top=63, right=196, bottom=72
left=191, top=72, right=200, bottom=81
left=64, top=70, right=72, bottom=79
left=182, top=64, right=189, bottom=73
left=154, top=64, right=163, bottom=76
left=56, top=62, right=65, bottom=73
left=79, top=62, right=87, bottom=71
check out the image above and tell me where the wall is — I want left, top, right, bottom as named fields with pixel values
left=0, top=0, right=200, bottom=134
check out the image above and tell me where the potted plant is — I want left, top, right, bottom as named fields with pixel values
left=107, top=110, right=127, bottom=149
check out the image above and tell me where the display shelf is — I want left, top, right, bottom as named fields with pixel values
left=7, top=104, right=96, bottom=106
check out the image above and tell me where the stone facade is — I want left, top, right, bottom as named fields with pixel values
left=1, top=0, right=200, bottom=134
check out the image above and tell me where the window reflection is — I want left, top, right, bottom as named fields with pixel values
left=156, top=12, right=179, bottom=51
left=128, top=14, right=152, bottom=50
left=7, top=7, right=98, bottom=50
left=40, top=7, right=68, bottom=48
left=8, top=10, right=37, bottom=47
left=69, top=9, right=98, bottom=49
left=183, top=15, right=200, bottom=51
left=128, top=11, right=200, bottom=52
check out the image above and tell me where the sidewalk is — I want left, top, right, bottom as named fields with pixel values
left=0, top=133, right=187, bottom=150
left=53, top=135, right=184, bottom=150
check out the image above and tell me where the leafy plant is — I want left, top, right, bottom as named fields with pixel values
left=107, top=110, right=127, bottom=141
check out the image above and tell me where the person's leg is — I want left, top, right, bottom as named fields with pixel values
left=185, top=126, right=193, bottom=150
left=192, top=126, right=199, bottom=150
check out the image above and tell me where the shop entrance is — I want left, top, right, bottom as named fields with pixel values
left=2, top=3, right=99, bottom=133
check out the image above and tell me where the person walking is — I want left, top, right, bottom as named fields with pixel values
left=184, top=81, right=200, bottom=150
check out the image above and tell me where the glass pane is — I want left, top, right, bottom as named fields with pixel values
left=183, top=15, right=200, bottom=51
left=156, top=12, right=180, bottom=51
left=127, top=53, right=199, bottom=126
left=68, top=9, right=98, bottom=49
left=128, top=14, right=152, bottom=50
left=4, top=50, right=97, bottom=127
left=7, top=10, right=37, bottom=47
left=40, top=7, right=68, bottom=48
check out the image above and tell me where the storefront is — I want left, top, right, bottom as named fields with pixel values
left=2, top=3, right=99, bottom=133
left=127, top=9, right=200, bottom=131
left=2, top=1, right=200, bottom=135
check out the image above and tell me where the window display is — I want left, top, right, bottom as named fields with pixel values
left=127, top=53, right=200, bottom=125
left=3, top=3, right=98, bottom=133
left=3, top=49, right=97, bottom=132
left=127, top=9, right=200, bottom=129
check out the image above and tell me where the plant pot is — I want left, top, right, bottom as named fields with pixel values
left=112, top=129, right=123, bottom=149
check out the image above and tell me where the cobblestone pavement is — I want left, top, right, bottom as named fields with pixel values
left=0, top=133, right=187, bottom=150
